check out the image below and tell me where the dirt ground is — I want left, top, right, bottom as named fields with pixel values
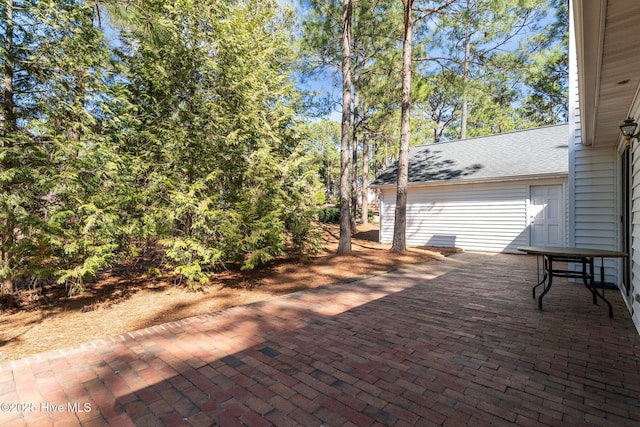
left=0, top=223, right=459, bottom=363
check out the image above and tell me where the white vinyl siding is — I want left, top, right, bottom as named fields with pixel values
left=568, top=20, right=621, bottom=286
left=628, top=106, right=640, bottom=329
left=379, top=179, right=567, bottom=254
left=632, top=146, right=640, bottom=327
left=572, top=148, right=618, bottom=249
left=570, top=144, right=619, bottom=284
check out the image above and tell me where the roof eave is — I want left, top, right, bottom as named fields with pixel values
left=573, top=0, right=607, bottom=147
left=370, top=172, right=568, bottom=190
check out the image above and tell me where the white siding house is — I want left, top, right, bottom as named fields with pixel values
left=371, top=126, right=569, bottom=253
left=570, top=0, right=640, bottom=333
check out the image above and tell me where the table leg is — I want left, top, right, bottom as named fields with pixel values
left=588, top=257, right=613, bottom=318
left=532, top=255, right=547, bottom=298
left=581, top=257, right=598, bottom=305
left=538, top=256, right=552, bottom=310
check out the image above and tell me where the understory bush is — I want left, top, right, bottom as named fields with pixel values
left=317, top=206, right=340, bottom=224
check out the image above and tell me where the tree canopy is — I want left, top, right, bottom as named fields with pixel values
left=1, top=0, right=323, bottom=293
left=1, top=0, right=568, bottom=295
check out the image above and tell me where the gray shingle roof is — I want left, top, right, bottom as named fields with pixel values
left=370, top=124, right=569, bottom=187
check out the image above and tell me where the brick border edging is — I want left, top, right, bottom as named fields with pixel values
left=0, top=257, right=451, bottom=374
left=0, top=312, right=226, bottom=373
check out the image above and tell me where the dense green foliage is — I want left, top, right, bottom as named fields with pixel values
left=2, top=0, right=123, bottom=293
left=317, top=206, right=340, bottom=224
left=306, top=119, right=341, bottom=202
left=1, top=0, right=568, bottom=296
left=1, top=0, right=323, bottom=293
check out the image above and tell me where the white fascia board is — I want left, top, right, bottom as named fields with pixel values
left=572, top=0, right=607, bottom=146
left=369, top=172, right=569, bottom=190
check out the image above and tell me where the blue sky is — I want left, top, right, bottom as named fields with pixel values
left=283, top=0, right=343, bottom=121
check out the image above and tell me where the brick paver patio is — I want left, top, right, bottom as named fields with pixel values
left=0, top=252, right=639, bottom=426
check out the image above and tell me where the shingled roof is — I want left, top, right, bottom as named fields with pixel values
left=370, top=124, right=569, bottom=187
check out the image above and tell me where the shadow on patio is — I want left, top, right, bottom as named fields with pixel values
left=0, top=252, right=639, bottom=426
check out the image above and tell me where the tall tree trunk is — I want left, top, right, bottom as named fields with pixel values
left=337, top=0, right=352, bottom=254
left=361, top=130, right=369, bottom=224
left=392, top=0, right=413, bottom=252
left=1, top=0, right=16, bottom=293
left=2, top=0, right=16, bottom=132
left=351, top=75, right=359, bottom=232
left=325, top=156, right=331, bottom=202
left=460, top=0, right=471, bottom=140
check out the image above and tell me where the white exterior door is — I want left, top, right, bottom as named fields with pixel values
left=530, top=185, right=563, bottom=246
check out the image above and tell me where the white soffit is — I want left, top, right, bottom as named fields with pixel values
left=575, top=0, right=640, bottom=147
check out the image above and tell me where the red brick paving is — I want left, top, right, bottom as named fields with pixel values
left=0, top=252, right=639, bottom=426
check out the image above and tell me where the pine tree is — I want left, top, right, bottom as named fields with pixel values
left=426, top=0, right=549, bottom=139
left=116, top=0, right=321, bottom=286
left=1, top=0, right=120, bottom=293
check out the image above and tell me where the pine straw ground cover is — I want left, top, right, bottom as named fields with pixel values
left=0, top=223, right=460, bottom=363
